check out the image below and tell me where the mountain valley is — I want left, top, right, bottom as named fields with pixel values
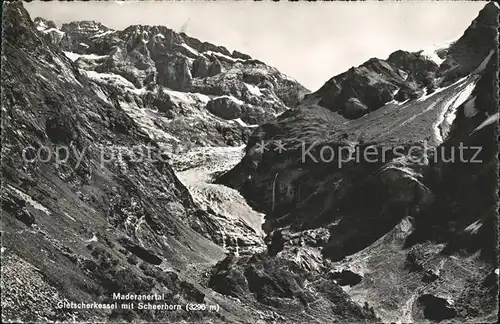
left=1, top=2, right=498, bottom=323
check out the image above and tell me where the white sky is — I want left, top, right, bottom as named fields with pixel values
left=25, top=1, right=487, bottom=91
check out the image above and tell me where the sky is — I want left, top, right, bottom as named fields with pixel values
left=25, top=1, right=487, bottom=91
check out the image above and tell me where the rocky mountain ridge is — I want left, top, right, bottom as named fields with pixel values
left=302, top=2, right=499, bottom=120
left=33, top=16, right=309, bottom=149
left=218, top=2, right=499, bottom=322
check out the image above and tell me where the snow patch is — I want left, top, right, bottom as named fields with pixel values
left=83, top=70, right=136, bottom=89
left=204, top=50, right=246, bottom=63
left=128, top=87, right=148, bottom=96
left=42, top=28, right=65, bottom=38
left=181, top=43, right=200, bottom=56
left=434, top=77, right=477, bottom=143
left=63, top=51, right=108, bottom=62
left=63, top=212, right=76, bottom=221
left=418, top=40, right=453, bottom=66
left=36, top=20, right=48, bottom=31
left=384, top=165, right=426, bottom=187
left=444, top=80, right=477, bottom=125
left=418, top=86, right=447, bottom=102
left=420, top=49, right=445, bottom=65
left=7, top=185, right=52, bottom=215
left=214, top=95, right=245, bottom=105
left=398, top=69, right=408, bottom=81
left=192, top=92, right=211, bottom=104
left=63, top=51, right=80, bottom=62
left=85, top=234, right=98, bottom=243
left=244, top=83, right=262, bottom=96
left=163, top=88, right=210, bottom=105
left=80, top=54, right=109, bottom=60
left=231, top=118, right=259, bottom=128
left=464, top=220, right=482, bottom=234
left=417, top=76, right=468, bottom=102
left=472, top=112, right=499, bottom=134
left=90, top=30, right=114, bottom=38
left=155, top=33, right=165, bottom=39
left=281, top=73, right=297, bottom=82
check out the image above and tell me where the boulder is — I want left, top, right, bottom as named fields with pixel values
left=343, top=97, right=369, bottom=119
left=206, top=97, right=242, bottom=120
left=232, top=50, right=252, bottom=60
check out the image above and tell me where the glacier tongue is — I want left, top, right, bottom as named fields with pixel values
left=172, top=146, right=266, bottom=253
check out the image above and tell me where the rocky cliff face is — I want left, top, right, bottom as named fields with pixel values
left=2, top=3, right=229, bottom=322
left=33, top=16, right=309, bottom=149
left=1, top=3, right=375, bottom=323
left=218, top=2, right=499, bottom=322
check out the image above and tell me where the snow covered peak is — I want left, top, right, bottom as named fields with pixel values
left=33, top=17, right=57, bottom=30
left=33, top=17, right=65, bottom=44
left=416, top=40, right=454, bottom=66
left=34, top=17, right=49, bottom=31
left=60, top=20, right=111, bottom=39
left=62, top=20, right=109, bottom=32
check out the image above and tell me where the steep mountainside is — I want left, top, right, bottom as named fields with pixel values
left=219, top=2, right=499, bottom=322
left=2, top=3, right=225, bottom=322
left=1, top=2, right=375, bottom=323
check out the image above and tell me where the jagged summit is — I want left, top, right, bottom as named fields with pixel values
left=33, top=16, right=57, bottom=30
left=30, top=12, right=308, bottom=148
left=39, top=18, right=262, bottom=73
left=61, top=20, right=111, bottom=31
left=442, top=1, right=499, bottom=78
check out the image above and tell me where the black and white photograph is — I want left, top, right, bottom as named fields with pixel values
left=1, top=0, right=498, bottom=322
